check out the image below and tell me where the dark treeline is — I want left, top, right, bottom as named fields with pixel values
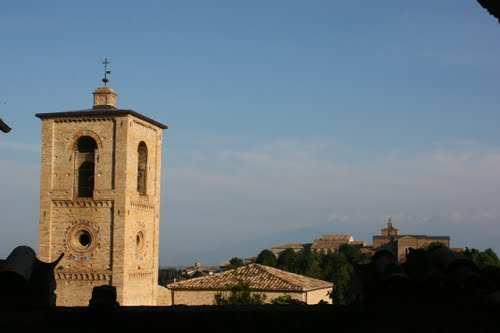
left=250, top=244, right=500, bottom=305
left=255, top=244, right=370, bottom=305
left=158, top=244, right=500, bottom=306
left=158, top=267, right=184, bottom=285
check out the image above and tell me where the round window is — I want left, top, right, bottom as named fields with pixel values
left=70, top=229, right=93, bottom=252
left=65, top=221, right=99, bottom=258
left=78, top=230, right=91, bottom=247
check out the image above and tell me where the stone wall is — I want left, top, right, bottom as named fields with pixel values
left=305, top=288, right=332, bottom=304
left=157, top=286, right=172, bottom=306
left=169, top=289, right=332, bottom=305
left=397, top=237, right=449, bottom=262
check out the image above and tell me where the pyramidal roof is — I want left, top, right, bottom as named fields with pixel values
left=167, top=264, right=332, bottom=292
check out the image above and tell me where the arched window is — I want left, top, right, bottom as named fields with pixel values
left=75, top=136, right=97, bottom=198
left=137, top=142, right=148, bottom=195
left=78, top=162, right=95, bottom=197
left=77, top=136, right=97, bottom=153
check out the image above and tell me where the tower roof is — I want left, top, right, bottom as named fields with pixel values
left=35, top=108, right=168, bottom=129
left=36, top=78, right=167, bottom=129
left=92, top=86, right=118, bottom=109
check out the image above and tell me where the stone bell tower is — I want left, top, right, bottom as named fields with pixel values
left=36, top=75, right=167, bottom=306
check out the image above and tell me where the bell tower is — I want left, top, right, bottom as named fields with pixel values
left=36, top=68, right=167, bottom=306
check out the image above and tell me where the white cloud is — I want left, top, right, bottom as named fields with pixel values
left=1, top=139, right=499, bottom=266
left=162, top=140, right=500, bottom=264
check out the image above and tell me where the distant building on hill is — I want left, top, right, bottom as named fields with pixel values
left=270, top=243, right=305, bottom=257
left=372, top=218, right=450, bottom=262
left=311, top=234, right=364, bottom=253
left=268, top=218, right=451, bottom=262
left=270, top=235, right=366, bottom=256
left=166, top=264, right=333, bottom=305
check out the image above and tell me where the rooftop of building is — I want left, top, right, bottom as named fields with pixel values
left=313, top=234, right=353, bottom=242
left=35, top=108, right=168, bottom=129
left=271, top=243, right=305, bottom=249
left=167, top=263, right=333, bottom=292
left=35, top=84, right=168, bottom=129
left=373, top=234, right=450, bottom=240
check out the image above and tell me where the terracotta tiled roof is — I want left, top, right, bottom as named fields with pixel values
left=315, top=234, right=353, bottom=241
left=311, top=234, right=354, bottom=251
left=167, top=264, right=332, bottom=292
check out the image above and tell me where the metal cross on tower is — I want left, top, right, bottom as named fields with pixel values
left=102, top=58, right=111, bottom=86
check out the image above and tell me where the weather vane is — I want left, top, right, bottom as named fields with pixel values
left=102, top=58, right=111, bottom=86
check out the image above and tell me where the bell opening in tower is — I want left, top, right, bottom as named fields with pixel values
left=75, top=136, right=97, bottom=198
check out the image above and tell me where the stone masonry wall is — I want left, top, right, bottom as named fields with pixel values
left=305, top=288, right=332, bottom=304
left=39, top=112, right=164, bottom=306
left=122, top=117, right=162, bottom=305
left=171, top=290, right=309, bottom=306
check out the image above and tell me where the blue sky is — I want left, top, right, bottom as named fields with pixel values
left=1, top=1, right=500, bottom=265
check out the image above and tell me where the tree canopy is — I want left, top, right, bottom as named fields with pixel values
left=224, top=257, right=244, bottom=271
left=463, top=247, right=500, bottom=269
left=272, top=244, right=367, bottom=305
left=277, top=249, right=298, bottom=272
left=256, top=249, right=277, bottom=267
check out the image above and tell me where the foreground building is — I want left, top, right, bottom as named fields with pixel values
left=166, top=264, right=333, bottom=305
left=36, top=78, right=167, bottom=306
left=372, top=219, right=450, bottom=262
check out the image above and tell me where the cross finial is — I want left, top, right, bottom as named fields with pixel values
left=102, top=58, right=111, bottom=86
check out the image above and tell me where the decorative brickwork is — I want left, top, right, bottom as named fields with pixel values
left=52, top=199, right=113, bottom=208
left=56, top=270, right=112, bottom=281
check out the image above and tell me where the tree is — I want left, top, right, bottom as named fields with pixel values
left=256, top=249, right=277, bottom=267
left=338, top=244, right=368, bottom=265
left=320, top=252, right=355, bottom=305
left=214, top=281, right=266, bottom=305
left=426, top=242, right=447, bottom=251
left=277, top=249, right=298, bottom=272
left=295, top=247, right=321, bottom=278
left=463, top=247, right=500, bottom=269
left=158, top=267, right=183, bottom=285
left=225, top=257, right=244, bottom=270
